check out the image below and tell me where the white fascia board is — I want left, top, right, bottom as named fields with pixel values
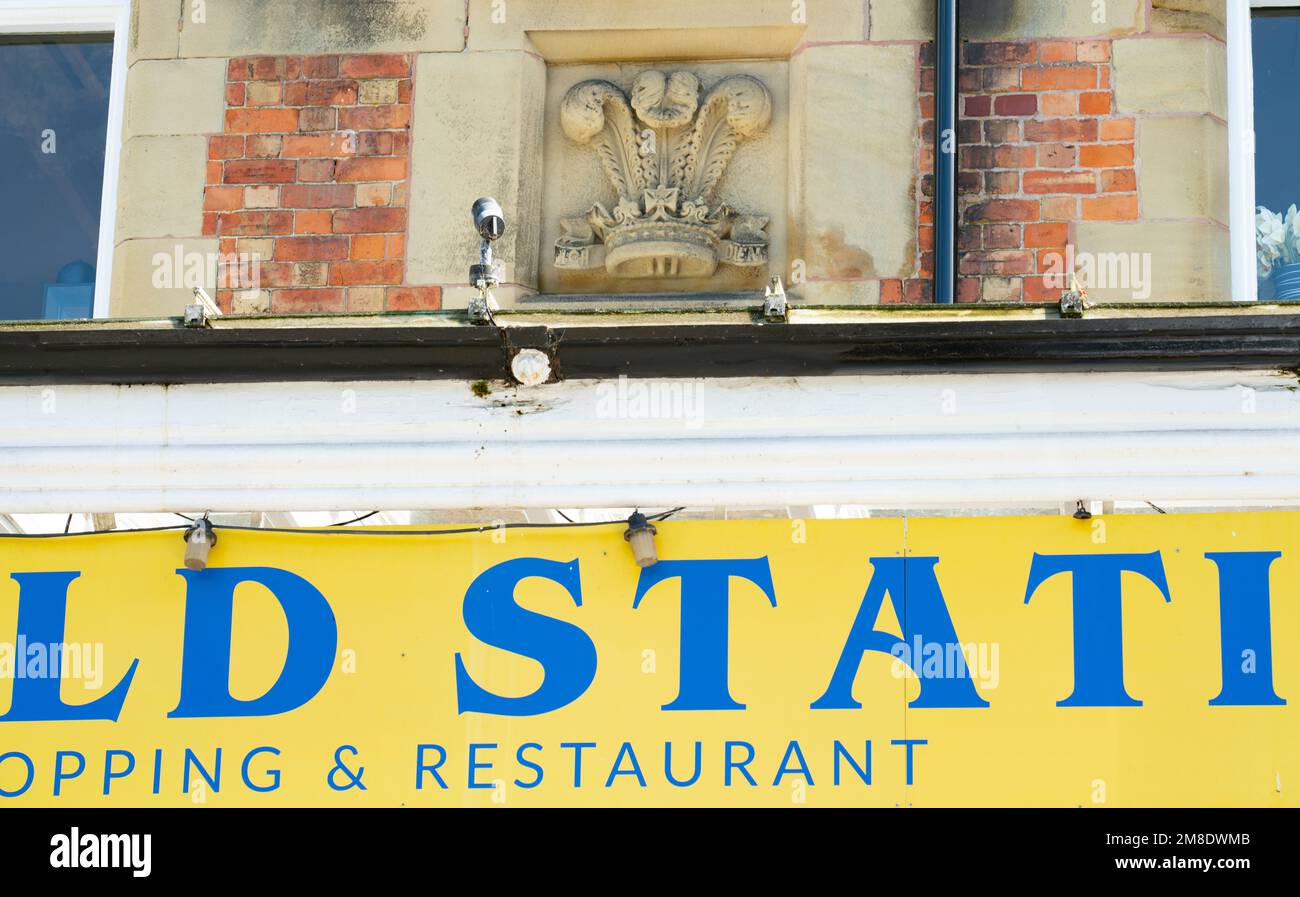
left=1, top=369, right=1298, bottom=513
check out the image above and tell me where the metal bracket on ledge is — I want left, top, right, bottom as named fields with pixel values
left=184, top=287, right=223, bottom=328
left=763, top=275, right=788, bottom=322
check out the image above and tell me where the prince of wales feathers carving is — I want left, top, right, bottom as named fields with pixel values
left=555, top=70, right=773, bottom=279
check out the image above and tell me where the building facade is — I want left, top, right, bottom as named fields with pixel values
left=0, top=1, right=1298, bottom=809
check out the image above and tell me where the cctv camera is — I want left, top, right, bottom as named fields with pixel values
left=472, top=197, right=506, bottom=241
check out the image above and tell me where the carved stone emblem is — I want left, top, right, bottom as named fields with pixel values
left=555, top=70, right=773, bottom=279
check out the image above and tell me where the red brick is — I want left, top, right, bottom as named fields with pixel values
left=295, top=210, right=335, bottom=234
left=1024, top=170, right=1097, bottom=194
left=1041, top=197, right=1079, bottom=220
left=986, top=224, right=1022, bottom=249
left=224, top=159, right=298, bottom=184
left=1077, top=40, right=1111, bottom=63
left=1099, top=117, right=1136, bottom=141
left=960, top=250, right=1034, bottom=276
left=985, top=171, right=1019, bottom=194
left=1024, top=275, right=1064, bottom=302
left=1039, top=92, right=1077, bottom=117
left=275, top=236, right=350, bottom=261
left=1024, top=223, right=1069, bottom=248
left=1101, top=169, right=1137, bottom=192
left=1079, top=143, right=1134, bottom=168
left=209, top=135, right=245, bottom=160
left=217, top=211, right=295, bottom=235
left=306, top=80, right=359, bottom=106
left=387, top=234, right=406, bottom=258
left=964, top=95, right=992, bottom=117
left=298, top=159, right=337, bottom=182
left=204, top=186, right=244, bottom=211
left=281, top=184, right=357, bottom=208
left=1078, top=91, right=1111, bottom=115
left=206, top=161, right=223, bottom=185
left=329, top=260, right=403, bottom=285
left=993, top=145, right=1036, bottom=168
left=340, top=54, right=411, bottom=78
left=225, top=108, right=299, bottom=133
left=964, top=42, right=1036, bottom=66
left=1022, top=64, right=1097, bottom=91
left=282, top=82, right=309, bottom=106
left=1025, top=119, right=1098, bottom=143
left=398, top=80, right=413, bottom=103
left=226, top=83, right=246, bottom=107
left=982, top=66, right=1021, bottom=92
left=966, top=199, right=1040, bottom=223
left=1037, top=143, right=1077, bottom=168
left=956, top=278, right=981, bottom=303
left=338, top=105, right=411, bottom=131
left=351, top=234, right=387, bottom=259
left=357, top=131, right=395, bottom=156
left=386, top=287, right=442, bottom=311
left=333, top=207, right=406, bottom=233
left=303, top=56, right=341, bottom=79
left=879, top=280, right=904, bottom=303
left=271, top=289, right=346, bottom=313
left=298, top=108, right=338, bottom=131
left=245, top=135, right=283, bottom=159
left=984, top=119, right=1021, bottom=143
left=1082, top=195, right=1139, bottom=220
left=336, top=157, right=407, bottom=182
left=282, top=133, right=357, bottom=158
left=1039, top=41, right=1076, bottom=63
left=993, top=93, right=1037, bottom=116
left=904, top=279, right=933, bottom=302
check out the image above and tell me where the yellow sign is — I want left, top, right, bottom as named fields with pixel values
left=0, top=513, right=1296, bottom=807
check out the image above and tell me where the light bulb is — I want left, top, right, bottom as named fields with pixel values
left=623, top=512, right=659, bottom=568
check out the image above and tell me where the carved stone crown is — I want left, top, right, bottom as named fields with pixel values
left=555, top=70, right=773, bottom=279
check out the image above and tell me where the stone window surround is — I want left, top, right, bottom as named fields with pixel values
left=0, top=0, right=130, bottom=319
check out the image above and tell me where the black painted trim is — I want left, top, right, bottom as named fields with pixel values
left=1, top=314, right=1299, bottom=384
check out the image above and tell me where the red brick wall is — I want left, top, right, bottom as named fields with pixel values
left=204, top=54, right=440, bottom=314
left=897, top=38, right=1138, bottom=304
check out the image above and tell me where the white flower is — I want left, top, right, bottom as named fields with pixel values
left=1287, top=204, right=1300, bottom=265
left=1258, top=206, right=1287, bottom=269
left=1260, top=247, right=1276, bottom=279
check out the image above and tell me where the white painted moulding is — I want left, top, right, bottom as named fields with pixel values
left=0, top=369, right=1298, bottom=513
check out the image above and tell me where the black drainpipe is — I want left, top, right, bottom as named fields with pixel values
left=934, top=0, right=959, bottom=304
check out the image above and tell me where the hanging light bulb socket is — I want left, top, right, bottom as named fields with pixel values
left=623, top=511, right=659, bottom=568
left=183, top=515, right=217, bottom=571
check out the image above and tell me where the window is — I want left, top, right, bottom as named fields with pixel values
left=0, top=1, right=128, bottom=321
left=1252, top=5, right=1300, bottom=300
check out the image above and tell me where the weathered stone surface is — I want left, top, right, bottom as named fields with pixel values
left=406, top=51, right=545, bottom=292
left=1139, top=115, right=1228, bottom=223
left=467, top=0, right=864, bottom=54
left=1114, top=37, right=1227, bottom=117
left=110, top=237, right=219, bottom=317
left=1152, top=0, right=1227, bottom=41
left=957, top=0, right=1142, bottom=40
left=129, top=0, right=182, bottom=62
left=114, top=136, right=208, bottom=242
left=124, top=58, right=226, bottom=138
left=792, top=44, right=916, bottom=283
left=1074, top=220, right=1230, bottom=302
left=178, top=0, right=464, bottom=57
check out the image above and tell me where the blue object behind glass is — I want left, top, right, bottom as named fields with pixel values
left=1253, top=11, right=1300, bottom=299
left=0, top=36, right=113, bottom=320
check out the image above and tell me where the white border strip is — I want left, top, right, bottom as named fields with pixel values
left=3, top=371, right=1299, bottom=513
left=0, top=0, right=130, bottom=318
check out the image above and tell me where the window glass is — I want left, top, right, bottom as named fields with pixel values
left=1253, top=10, right=1300, bottom=300
left=0, top=36, right=113, bottom=320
